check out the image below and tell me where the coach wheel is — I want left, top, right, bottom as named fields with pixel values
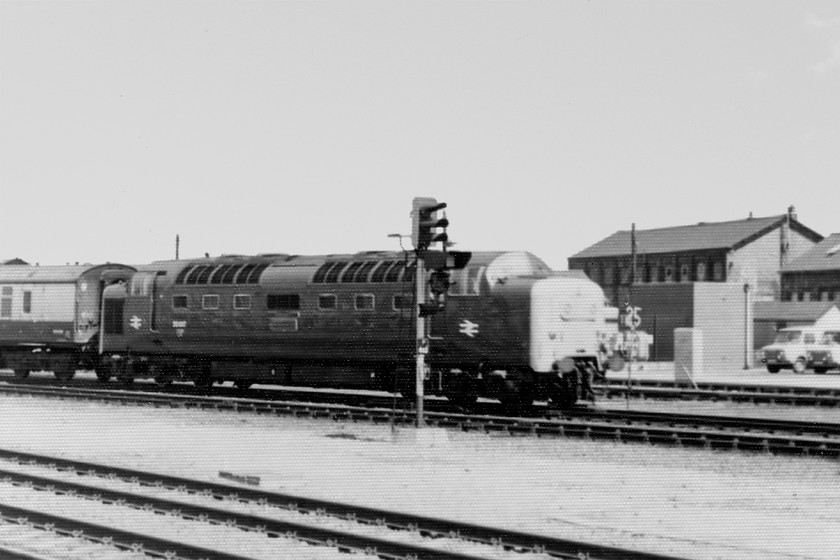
left=54, top=368, right=75, bottom=382
left=766, top=365, right=781, bottom=374
left=234, top=380, right=253, bottom=390
left=793, top=358, right=807, bottom=374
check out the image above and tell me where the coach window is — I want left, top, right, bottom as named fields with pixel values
left=202, top=294, right=220, bottom=310
left=233, top=294, right=252, bottom=310
left=354, top=261, right=377, bottom=282
left=369, top=261, right=394, bottom=283
left=1, top=287, right=11, bottom=318
left=325, top=262, right=349, bottom=283
left=23, top=291, right=32, bottom=314
left=354, top=294, right=374, bottom=311
left=318, top=294, right=337, bottom=310
left=172, top=295, right=189, bottom=309
left=267, top=294, right=300, bottom=310
left=392, top=294, right=412, bottom=310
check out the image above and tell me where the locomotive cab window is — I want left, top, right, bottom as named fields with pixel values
left=202, top=294, right=220, bottom=310
left=318, top=294, right=337, bottom=310
left=233, top=294, right=252, bottom=310
left=354, top=294, right=374, bottom=311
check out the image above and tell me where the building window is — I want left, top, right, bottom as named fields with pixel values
left=664, top=266, right=674, bottom=282
left=233, top=294, right=252, bottom=310
left=0, top=286, right=11, bottom=318
left=354, top=294, right=375, bottom=310
left=173, top=295, right=189, bottom=309
left=712, top=261, right=724, bottom=281
left=602, top=265, right=614, bottom=285
left=267, top=294, right=300, bottom=310
left=23, top=291, right=32, bottom=314
left=695, top=262, right=707, bottom=281
left=393, top=294, right=412, bottom=310
left=679, top=264, right=691, bottom=282
left=318, top=294, right=337, bottom=310
left=202, top=295, right=220, bottom=310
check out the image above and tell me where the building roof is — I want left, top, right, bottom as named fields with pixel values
left=754, top=301, right=838, bottom=322
left=569, top=214, right=823, bottom=260
left=783, top=233, right=840, bottom=272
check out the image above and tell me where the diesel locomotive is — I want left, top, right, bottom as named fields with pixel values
left=0, top=250, right=610, bottom=408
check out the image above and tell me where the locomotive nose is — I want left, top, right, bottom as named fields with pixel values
left=530, top=276, right=604, bottom=373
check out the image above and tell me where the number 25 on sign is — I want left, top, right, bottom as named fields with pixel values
left=624, top=306, right=642, bottom=329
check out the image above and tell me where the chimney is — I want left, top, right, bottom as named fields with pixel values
left=787, top=205, right=797, bottom=222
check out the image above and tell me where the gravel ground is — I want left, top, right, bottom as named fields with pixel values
left=0, top=394, right=838, bottom=560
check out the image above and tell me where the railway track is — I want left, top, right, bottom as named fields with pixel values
left=0, top=448, right=685, bottom=560
left=2, top=382, right=840, bottom=458
left=593, top=378, right=840, bottom=407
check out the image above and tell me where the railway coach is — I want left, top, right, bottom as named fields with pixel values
left=0, top=263, right=135, bottom=379
left=97, top=250, right=610, bottom=408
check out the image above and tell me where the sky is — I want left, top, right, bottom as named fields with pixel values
left=1, top=1, right=839, bottom=270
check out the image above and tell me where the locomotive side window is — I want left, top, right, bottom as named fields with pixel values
left=354, top=261, right=378, bottom=282
left=186, top=265, right=209, bottom=285
left=221, top=265, right=243, bottom=284
left=196, top=265, right=216, bottom=284
left=235, top=264, right=257, bottom=284
left=210, top=264, right=232, bottom=284
left=233, top=294, right=252, bottom=310
left=384, top=262, right=405, bottom=282
left=354, top=294, right=374, bottom=310
left=341, top=262, right=364, bottom=282
left=246, top=263, right=269, bottom=284
left=392, top=294, right=412, bottom=310
left=312, top=262, right=333, bottom=283
left=318, top=294, right=337, bottom=310
left=325, top=262, right=349, bottom=283
left=402, top=262, right=416, bottom=283
left=202, top=295, right=220, bottom=310
left=175, top=266, right=194, bottom=284
left=369, top=261, right=394, bottom=283
left=172, top=295, right=189, bottom=309
left=267, top=294, right=300, bottom=310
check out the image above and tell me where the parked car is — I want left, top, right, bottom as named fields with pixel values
left=805, top=331, right=840, bottom=374
left=760, top=327, right=824, bottom=373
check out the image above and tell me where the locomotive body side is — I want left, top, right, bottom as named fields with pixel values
left=98, top=251, right=606, bottom=407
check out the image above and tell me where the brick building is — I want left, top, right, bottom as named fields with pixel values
left=780, top=233, right=840, bottom=302
left=568, top=207, right=822, bottom=306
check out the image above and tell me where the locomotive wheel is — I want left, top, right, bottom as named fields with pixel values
left=234, top=380, right=253, bottom=390
left=13, top=369, right=29, bottom=380
left=155, top=375, right=173, bottom=387
left=193, top=375, right=213, bottom=389
left=498, top=380, right=535, bottom=415
left=54, top=368, right=75, bottom=382
left=118, top=376, right=135, bottom=386
left=445, top=370, right=478, bottom=410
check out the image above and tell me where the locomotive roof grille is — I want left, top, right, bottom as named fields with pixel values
left=174, top=261, right=272, bottom=285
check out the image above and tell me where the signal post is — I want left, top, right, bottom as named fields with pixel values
left=410, top=197, right=449, bottom=428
